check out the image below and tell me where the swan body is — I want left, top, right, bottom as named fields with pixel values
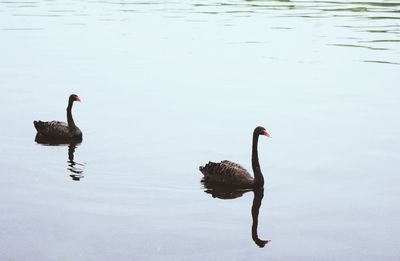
left=34, top=94, right=82, bottom=143
left=200, top=126, right=270, bottom=188
left=34, top=120, right=82, bottom=140
left=200, top=160, right=254, bottom=188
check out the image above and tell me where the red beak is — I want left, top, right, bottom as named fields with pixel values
left=262, top=130, right=271, bottom=138
left=76, top=96, right=81, bottom=102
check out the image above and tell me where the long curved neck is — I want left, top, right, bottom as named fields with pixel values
left=252, top=131, right=264, bottom=186
left=67, top=99, right=75, bottom=129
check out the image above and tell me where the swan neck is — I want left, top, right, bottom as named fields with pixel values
left=67, top=100, right=75, bottom=128
left=252, top=131, right=264, bottom=186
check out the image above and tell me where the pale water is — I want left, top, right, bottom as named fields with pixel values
left=0, top=0, right=399, bottom=260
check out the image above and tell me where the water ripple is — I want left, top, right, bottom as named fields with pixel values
left=0, top=0, right=399, bottom=65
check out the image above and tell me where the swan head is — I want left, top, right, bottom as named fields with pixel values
left=69, top=94, right=81, bottom=102
left=255, top=126, right=271, bottom=138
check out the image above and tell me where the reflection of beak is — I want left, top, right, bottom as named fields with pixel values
left=76, top=96, right=81, bottom=102
left=262, top=130, right=271, bottom=138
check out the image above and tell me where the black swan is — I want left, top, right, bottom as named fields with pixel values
left=34, top=94, right=82, bottom=143
left=200, top=126, right=270, bottom=188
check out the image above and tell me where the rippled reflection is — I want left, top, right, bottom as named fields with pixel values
left=35, top=134, right=85, bottom=181
left=67, top=143, right=85, bottom=181
left=203, top=182, right=270, bottom=248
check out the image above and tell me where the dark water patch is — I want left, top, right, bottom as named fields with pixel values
left=330, top=43, right=390, bottom=50
left=225, top=10, right=255, bottom=13
left=348, top=1, right=400, bottom=7
left=119, top=9, right=138, bottom=12
left=360, top=39, right=400, bottom=43
left=196, top=11, right=220, bottom=14
left=332, top=14, right=364, bottom=18
left=310, top=1, right=400, bottom=7
left=279, top=14, right=330, bottom=18
left=367, top=16, right=400, bottom=19
left=271, top=26, right=291, bottom=29
left=363, top=60, right=400, bottom=65
left=245, top=3, right=296, bottom=9
left=338, top=25, right=399, bottom=28
left=336, top=24, right=399, bottom=34
left=219, top=3, right=236, bottom=6
left=364, top=29, right=397, bottom=33
left=322, top=7, right=370, bottom=12
left=187, top=0, right=399, bottom=19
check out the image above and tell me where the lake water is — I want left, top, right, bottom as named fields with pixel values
left=0, top=0, right=399, bottom=260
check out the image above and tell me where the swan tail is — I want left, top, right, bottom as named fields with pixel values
left=34, top=120, right=46, bottom=132
left=199, top=161, right=221, bottom=176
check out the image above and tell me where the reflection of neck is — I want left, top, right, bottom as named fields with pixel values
left=251, top=188, right=269, bottom=247
left=252, top=131, right=264, bottom=186
left=68, top=143, right=76, bottom=162
left=67, top=100, right=75, bottom=129
left=67, top=143, right=84, bottom=181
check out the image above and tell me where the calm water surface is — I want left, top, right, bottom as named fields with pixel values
left=0, top=0, right=399, bottom=260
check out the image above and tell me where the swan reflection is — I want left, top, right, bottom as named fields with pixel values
left=250, top=188, right=270, bottom=247
left=35, top=134, right=85, bottom=181
left=203, top=181, right=270, bottom=247
left=67, top=143, right=85, bottom=181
